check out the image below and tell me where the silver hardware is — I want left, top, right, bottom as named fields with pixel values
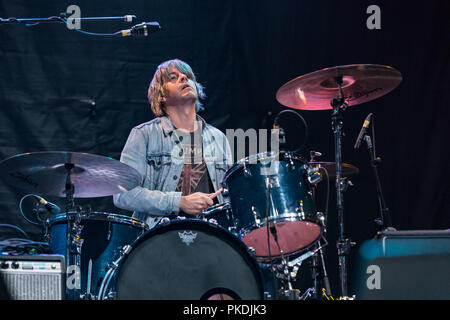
left=309, top=150, right=322, bottom=162
left=243, top=157, right=252, bottom=178
left=317, top=211, right=326, bottom=231
left=251, top=206, right=261, bottom=228
left=307, top=165, right=322, bottom=185
left=295, top=200, right=305, bottom=219
left=268, top=176, right=280, bottom=188
left=208, top=218, right=218, bottom=225
left=284, top=152, right=296, bottom=171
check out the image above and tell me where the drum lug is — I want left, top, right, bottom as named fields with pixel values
left=247, top=246, right=256, bottom=256
left=295, top=200, right=306, bottom=220
left=251, top=206, right=261, bottom=228
left=317, top=211, right=326, bottom=229
left=243, top=158, right=252, bottom=178
left=161, top=217, right=171, bottom=225
left=208, top=218, right=218, bottom=225
left=284, top=152, right=296, bottom=171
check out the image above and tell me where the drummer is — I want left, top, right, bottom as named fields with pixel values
left=113, top=59, right=232, bottom=229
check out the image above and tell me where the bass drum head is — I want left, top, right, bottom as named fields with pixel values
left=114, top=219, right=264, bottom=300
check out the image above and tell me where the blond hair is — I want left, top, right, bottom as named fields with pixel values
left=148, top=59, right=205, bottom=117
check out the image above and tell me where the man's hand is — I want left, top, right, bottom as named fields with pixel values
left=179, top=189, right=222, bottom=216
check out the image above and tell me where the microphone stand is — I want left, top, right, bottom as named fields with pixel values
left=363, top=134, right=394, bottom=231
left=0, top=14, right=136, bottom=25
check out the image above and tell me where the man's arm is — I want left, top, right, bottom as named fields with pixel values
left=113, top=127, right=182, bottom=216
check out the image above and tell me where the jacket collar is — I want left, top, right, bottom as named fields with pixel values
left=160, top=114, right=206, bottom=137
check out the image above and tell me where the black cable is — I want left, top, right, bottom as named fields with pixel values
left=273, top=109, right=309, bottom=153
left=0, top=224, right=30, bottom=239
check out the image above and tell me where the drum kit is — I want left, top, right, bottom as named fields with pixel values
left=0, top=64, right=401, bottom=300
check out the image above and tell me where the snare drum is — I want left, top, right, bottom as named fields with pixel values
left=98, top=219, right=264, bottom=300
left=223, top=152, right=322, bottom=261
left=47, top=212, right=148, bottom=298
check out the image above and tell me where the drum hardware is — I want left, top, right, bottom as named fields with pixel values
left=264, top=239, right=328, bottom=300
left=160, top=216, right=171, bottom=226
left=307, top=168, right=322, bottom=185
left=80, top=258, right=94, bottom=300
left=97, top=244, right=132, bottom=300
left=251, top=206, right=261, bottom=228
left=276, top=64, right=402, bottom=298
left=0, top=151, right=143, bottom=300
left=243, top=157, right=252, bottom=178
left=295, top=200, right=306, bottom=220
left=309, top=151, right=322, bottom=162
left=356, top=117, right=394, bottom=232
left=283, top=152, right=296, bottom=171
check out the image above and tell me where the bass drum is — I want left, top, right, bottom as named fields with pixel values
left=99, top=219, right=264, bottom=300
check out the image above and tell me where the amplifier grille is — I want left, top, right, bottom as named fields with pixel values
left=0, top=255, right=65, bottom=300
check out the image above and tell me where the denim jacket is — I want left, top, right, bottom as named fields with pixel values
left=113, top=115, right=233, bottom=229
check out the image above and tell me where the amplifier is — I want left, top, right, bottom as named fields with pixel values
left=351, top=229, right=450, bottom=300
left=0, top=254, right=65, bottom=300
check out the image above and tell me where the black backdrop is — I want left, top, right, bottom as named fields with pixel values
left=0, top=0, right=449, bottom=298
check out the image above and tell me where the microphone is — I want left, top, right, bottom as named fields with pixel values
left=34, top=195, right=61, bottom=214
left=273, top=116, right=287, bottom=152
left=354, top=113, right=373, bottom=150
left=117, top=22, right=161, bottom=37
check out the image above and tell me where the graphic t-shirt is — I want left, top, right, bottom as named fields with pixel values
left=174, top=122, right=217, bottom=215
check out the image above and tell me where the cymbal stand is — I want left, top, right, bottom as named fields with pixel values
left=330, top=76, right=353, bottom=298
left=64, top=162, right=83, bottom=300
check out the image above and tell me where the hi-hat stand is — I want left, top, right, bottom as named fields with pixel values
left=63, top=162, right=84, bottom=300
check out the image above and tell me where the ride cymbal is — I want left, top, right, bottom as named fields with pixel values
left=276, top=64, right=402, bottom=110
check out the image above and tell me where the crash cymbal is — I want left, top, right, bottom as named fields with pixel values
left=0, top=151, right=141, bottom=198
left=276, top=64, right=402, bottom=110
left=308, top=161, right=359, bottom=178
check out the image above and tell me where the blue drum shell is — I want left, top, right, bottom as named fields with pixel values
left=48, top=212, right=147, bottom=297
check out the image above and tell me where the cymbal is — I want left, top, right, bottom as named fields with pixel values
left=276, top=64, right=402, bottom=110
left=0, top=151, right=142, bottom=198
left=308, top=161, right=359, bottom=178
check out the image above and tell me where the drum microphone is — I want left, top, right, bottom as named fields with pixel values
left=117, top=22, right=161, bottom=37
left=354, top=113, right=373, bottom=150
left=33, top=195, right=61, bottom=214
left=273, top=117, right=287, bottom=151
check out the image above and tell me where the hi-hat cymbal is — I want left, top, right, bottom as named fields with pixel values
left=308, top=161, right=359, bottom=178
left=276, top=64, right=402, bottom=110
left=0, top=151, right=141, bottom=198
